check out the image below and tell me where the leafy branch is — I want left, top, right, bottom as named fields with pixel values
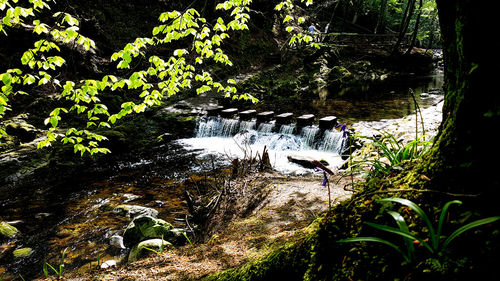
left=1, top=0, right=257, bottom=156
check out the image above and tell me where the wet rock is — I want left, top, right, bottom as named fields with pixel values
left=122, top=215, right=187, bottom=247
left=100, top=259, right=118, bottom=269
left=13, top=247, right=33, bottom=258
left=128, top=238, right=172, bottom=262
left=122, top=193, right=140, bottom=202
left=114, top=204, right=159, bottom=219
left=4, top=114, right=39, bottom=144
left=110, top=234, right=126, bottom=249
left=0, top=221, right=19, bottom=238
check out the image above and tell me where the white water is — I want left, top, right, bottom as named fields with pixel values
left=179, top=117, right=348, bottom=175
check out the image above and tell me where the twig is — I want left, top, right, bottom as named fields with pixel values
left=185, top=214, right=195, bottom=236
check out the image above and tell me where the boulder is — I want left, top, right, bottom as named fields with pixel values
left=128, top=238, right=172, bottom=262
left=4, top=115, right=38, bottom=143
left=122, top=216, right=187, bottom=247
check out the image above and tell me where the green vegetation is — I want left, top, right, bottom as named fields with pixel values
left=338, top=198, right=500, bottom=263
left=43, top=247, right=67, bottom=278
left=358, top=131, right=432, bottom=177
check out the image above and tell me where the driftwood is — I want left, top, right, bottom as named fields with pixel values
left=287, top=156, right=334, bottom=175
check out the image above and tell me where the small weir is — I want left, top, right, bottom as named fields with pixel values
left=194, top=110, right=347, bottom=154
left=181, top=109, right=348, bottom=174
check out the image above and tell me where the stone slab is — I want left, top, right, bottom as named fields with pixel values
left=319, top=116, right=338, bottom=130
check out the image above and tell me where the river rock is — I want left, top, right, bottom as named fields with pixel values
left=122, top=215, right=187, bottom=247
left=110, top=234, right=126, bottom=249
left=0, top=221, right=19, bottom=238
left=100, top=259, right=118, bottom=269
left=128, top=238, right=173, bottom=262
left=4, top=114, right=39, bottom=143
left=114, top=204, right=159, bottom=219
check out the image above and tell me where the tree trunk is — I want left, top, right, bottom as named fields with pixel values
left=392, top=0, right=416, bottom=54
left=416, top=0, right=500, bottom=200
left=374, top=0, right=388, bottom=34
left=405, top=0, right=422, bottom=54
left=351, top=0, right=364, bottom=25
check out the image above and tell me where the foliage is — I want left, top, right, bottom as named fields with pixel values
left=275, top=0, right=322, bottom=49
left=43, top=247, right=67, bottom=278
left=0, top=0, right=256, bottom=155
left=358, top=131, right=432, bottom=177
left=338, top=198, right=500, bottom=263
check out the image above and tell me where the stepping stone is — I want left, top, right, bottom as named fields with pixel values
left=239, top=109, right=257, bottom=120
left=319, top=116, right=338, bottom=130
left=296, top=114, right=315, bottom=127
left=256, top=111, right=274, bottom=123
left=276, top=113, right=294, bottom=125
left=220, top=108, right=238, bottom=118
left=206, top=106, right=224, bottom=116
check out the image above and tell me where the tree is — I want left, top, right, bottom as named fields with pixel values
left=0, top=0, right=257, bottom=155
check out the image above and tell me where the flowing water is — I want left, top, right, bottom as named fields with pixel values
left=0, top=72, right=444, bottom=279
left=180, top=117, right=348, bottom=175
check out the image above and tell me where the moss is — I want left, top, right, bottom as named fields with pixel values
left=202, top=218, right=324, bottom=281
left=13, top=248, right=33, bottom=259
left=0, top=221, right=18, bottom=238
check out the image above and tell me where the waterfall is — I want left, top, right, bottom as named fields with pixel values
left=194, top=117, right=346, bottom=155
left=187, top=116, right=348, bottom=174
left=279, top=124, right=296, bottom=135
left=257, top=122, right=275, bottom=134
left=320, top=130, right=347, bottom=153
left=220, top=119, right=240, bottom=137
left=239, top=120, right=256, bottom=132
left=300, top=126, right=320, bottom=149
left=196, top=116, right=222, bottom=138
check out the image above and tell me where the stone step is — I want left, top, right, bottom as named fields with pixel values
left=256, top=111, right=274, bottom=123
left=319, top=116, right=338, bottom=130
left=220, top=108, right=238, bottom=118
left=276, top=113, right=294, bottom=125
left=296, top=114, right=315, bottom=127
left=239, top=109, right=257, bottom=120
left=206, top=106, right=224, bottom=116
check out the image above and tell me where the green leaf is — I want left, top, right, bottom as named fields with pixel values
left=386, top=210, right=415, bottom=260
left=437, top=200, right=462, bottom=241
left=1, top=73, right=11, bottom=85
left=49, top=116, right=59, bottom=128
left=377, top=198, right=436, bottom=249
left=365, top=222, right=434, bottom=254
left=442, top=216, right=500, bottom=249
left=338, top=237, right=411, bottom=263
